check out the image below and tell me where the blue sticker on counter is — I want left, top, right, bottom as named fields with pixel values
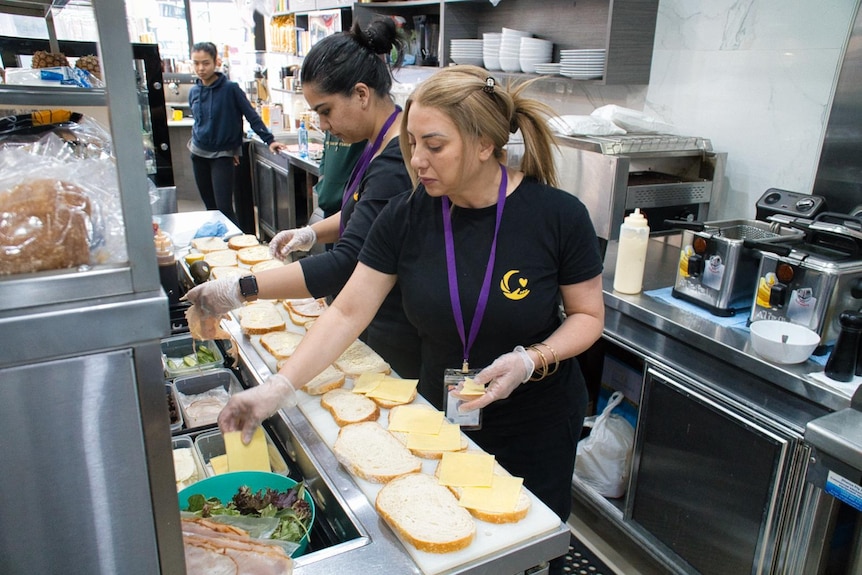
left=825, top=470, right=862, bottom=512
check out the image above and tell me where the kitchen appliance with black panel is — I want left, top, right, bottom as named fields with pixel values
left=749, top=212, right=862, bottom=349
left=669, top=219, right=804, bottom=316
left=554, top=133, right=726, bottom=257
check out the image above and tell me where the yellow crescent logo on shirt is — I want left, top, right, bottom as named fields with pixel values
left=500, top=270, right=530, bottom=300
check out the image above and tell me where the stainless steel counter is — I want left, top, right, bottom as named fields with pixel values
left=602, top=234, right=855, bottom=413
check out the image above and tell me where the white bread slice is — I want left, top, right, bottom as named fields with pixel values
left=191, top=237, right=228, bottom=253
left=333, top=421, right=421, bottom=483
left=260, top=331, right=305, bottom=360
left=321, top=388, right=379, bottom=425
left=239, top=302, right=286, bottom=335
left=434, top=455, right=531, bottom=524
left=284, top=297, right=328, bottom=326
left=375, top=473, right=476, bottom=553
left=303, top=365, right=346, bottom=395
left=204, top=249, right=238, bottom=268
left=388, top=404, right=468, bottom=459
left=227, top=234, right=260, bottom=250
left=209, top=266, right=244, bottom=281
left=334, top=339, right=391, bottom=378
left=237, top=245, right=272, bottom=266
left=251, top=259, right=284, bottom=273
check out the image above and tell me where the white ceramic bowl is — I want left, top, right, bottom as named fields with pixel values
left=749, top=320, right=820, bottom=364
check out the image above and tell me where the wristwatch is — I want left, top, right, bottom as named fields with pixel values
left=238, top=275, right=259, bottom=302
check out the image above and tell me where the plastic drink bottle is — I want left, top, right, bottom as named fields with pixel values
left=613, top=208, right=650, bottom=294
left=298, top=120, right=308, bottom=158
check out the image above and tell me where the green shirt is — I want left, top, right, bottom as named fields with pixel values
left=314, top=132, right=367, bottom=215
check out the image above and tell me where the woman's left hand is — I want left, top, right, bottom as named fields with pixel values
left=269, top=141, right=287, bottom=154
left=457, top=346, right=534, bottom=411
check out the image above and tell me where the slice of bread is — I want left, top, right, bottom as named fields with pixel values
left=239, top=302, right=286, bottom=335
left=375, top=473, right=476, bottom=553
left=284, top=298, right=328, bottom=326
left=434, top=455, right=531, bottom=524
left=191, top=236, right=228, bottom=253
left=260, top=331, right=305, bottom=360
left=209, top=266, right=244, bottom=281
left=204, top=249, right=238, bottom=268
left=303, top=365, right=346, bottom=395
left=388, top=404, right=468, bottom=459
left=227, top=234, right=260, bottom=250
left=334, top=339, right=391, bottom=378
left=237, top=245, right=272, bottom=266
left=251, top=259, right=284, bottom=273
left=333, top=421, right=421, bottom=483
left=321, top=388, right=379, bottom=425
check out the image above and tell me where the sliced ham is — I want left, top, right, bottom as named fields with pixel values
left=181, top=518, right=293, bottom=575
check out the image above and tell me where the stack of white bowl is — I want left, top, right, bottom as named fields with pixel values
left=498, top=28, right=531, bottom=73
left=483, top=32, right=502, bottom=70
left=450, top=39, right=485, bottom=66
left=519, top=37, right=553, bottom=73
left=559, top=48, right=606, bottom=80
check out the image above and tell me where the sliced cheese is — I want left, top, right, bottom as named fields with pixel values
left=459, top=474, right=524, bottom=513
left=406, top=422, right=462, bottom=451
left=460, top=377, right=486, bottom=397
left=387, top=404, right=444, bottom=434
left=173, top=448, right=197, bottom=484
left=352, top=372, right=385, bottom=394
left=209, top=453, right=229, bottom=475
left=224, top=427, right=271, bottom=472
left=365, top=377, right=418, bottom=404
left=437, top=451, right=495, bottom=487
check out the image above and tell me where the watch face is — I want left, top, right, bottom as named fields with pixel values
left=239, top=275, right=258, bottom=297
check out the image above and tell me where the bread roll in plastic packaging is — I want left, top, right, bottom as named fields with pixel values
left=0, top=111, right=127, bottom=275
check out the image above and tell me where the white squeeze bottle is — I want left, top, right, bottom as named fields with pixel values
left=613, top=208, right=650, bottom=294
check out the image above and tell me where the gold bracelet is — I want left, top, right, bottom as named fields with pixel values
left=528, top=344, right=549, bottom=381
left=534, top=342, right=560, bottom=376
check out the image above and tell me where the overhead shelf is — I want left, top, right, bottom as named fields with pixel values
left=0, top=83, right=107, bottom=106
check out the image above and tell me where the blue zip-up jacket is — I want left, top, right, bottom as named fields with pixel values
left=189, top=72, right=274, bottom=153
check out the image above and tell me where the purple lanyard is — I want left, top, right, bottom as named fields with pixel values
left=339, top=105, right=402, bottom=236
left=442, top=163, right=508, bottom=371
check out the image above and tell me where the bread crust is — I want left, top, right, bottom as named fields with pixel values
left=239, top=302, right=286, bottom=335
left=321, top=388, right=379, bottom=425
left=227, top=234, right=259, bottom=250
left=333, top=422, right=421, bottom=483
left=237, top=245, right=271, bottom=266
left=303, top=366, right=346, bottom=396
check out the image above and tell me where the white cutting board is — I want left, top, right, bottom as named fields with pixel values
left=237, top=304, right=564, bottom=574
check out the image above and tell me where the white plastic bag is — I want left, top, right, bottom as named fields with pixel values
left=547, top=115, right=626, bottom=137
left=591, top=104, right=676, bottom=134
left=574, top=391, right=635, bottom=498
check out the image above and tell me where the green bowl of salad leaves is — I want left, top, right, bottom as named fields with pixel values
left=178, top=471, right=314, bottom=557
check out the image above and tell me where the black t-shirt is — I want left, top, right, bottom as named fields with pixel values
left=300, top=138, right=420, bottom=375
left=360, top=177, right=603, bottom=432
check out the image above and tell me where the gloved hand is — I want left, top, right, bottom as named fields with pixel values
left=183, top=277, right=244, bottom=316
left=269, top=226, right=317, bottom=261
left=218, top=373, right=298, bottom=444
left=458, top=346, right=534, bottom=412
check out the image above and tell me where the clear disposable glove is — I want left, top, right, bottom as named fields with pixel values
left=218, top=373, right=298, bottom=444
left=458, top=346, right=534, bottom=412
left=269, top=226, right=317, bottom=261
left=183, top=277, right=244, bottom=316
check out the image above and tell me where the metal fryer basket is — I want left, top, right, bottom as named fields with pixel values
left=699, top=219, right=803, bottom=243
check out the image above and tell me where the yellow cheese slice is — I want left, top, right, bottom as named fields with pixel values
left=459, top=475, right=524, bottom=513
left=406, top=422, right=462, bottom=451
left=459, top=377, right=486, bottom=397
left=209, top=454, right=229, bottom=475
left=365, top=377, right=418, bottom=403
left=437, top=452, right=495, bottom=487
left=388, top=405, right=445, bottom=434
left=224, top=427, right=271, bottom=472
left=352, top=372, right=385, bottom=394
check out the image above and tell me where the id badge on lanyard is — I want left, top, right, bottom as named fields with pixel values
left=444, top=368, right=482, bottom=430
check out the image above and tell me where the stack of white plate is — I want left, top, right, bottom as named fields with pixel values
left=499, top=28, right=531, bottom=73
left=483, top=32, right=502, bottom=70
left=519, top=37, right=553, bottom=73
left=559, top=49, right=606, bottom=80
left=450, top=39, right=484, bottom=66
left=533, top=62, right=562, bottom=75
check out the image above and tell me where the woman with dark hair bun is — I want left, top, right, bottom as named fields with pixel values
left=186, top=18, right=421, bottom=379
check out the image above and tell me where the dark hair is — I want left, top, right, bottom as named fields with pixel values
left=301, top=17, right=404, bottom=99
left=191, top=42, right=218, bottom=61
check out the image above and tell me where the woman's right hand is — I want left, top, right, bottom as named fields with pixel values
left=184, top=277, right=244, bottom=316
left=269, top=226, right=317, bottom=261
left=218, top=374, right=298, bottom=444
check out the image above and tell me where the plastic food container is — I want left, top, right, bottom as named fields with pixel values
left=173, top=368, right=239, bottom=430
left=166, top=383, right=183, bottom=432
left=194, top=428, right=290, bottom=477
left=161, top=334, right=224, bottom=379
left=172, top=435, right=205, bottom=491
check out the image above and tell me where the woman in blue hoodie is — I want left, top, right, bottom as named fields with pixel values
left=188, top=42, right=284, bottom=225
